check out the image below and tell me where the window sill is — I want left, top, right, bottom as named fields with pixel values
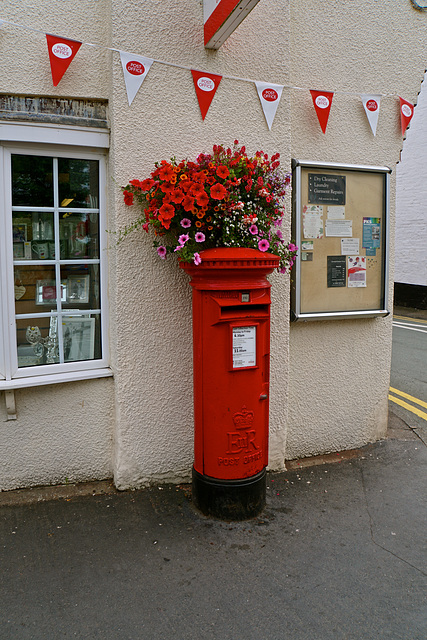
left=0, top=368, right=113, bottom=391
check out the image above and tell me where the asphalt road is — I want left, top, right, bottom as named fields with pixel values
left=390, top=308, right=427, bottom=444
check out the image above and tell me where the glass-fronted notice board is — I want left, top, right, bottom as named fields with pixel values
left=291, top=160, right=391, bottom=321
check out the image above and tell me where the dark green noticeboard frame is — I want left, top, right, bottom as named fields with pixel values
left=291, top=160, right=391, bottom=321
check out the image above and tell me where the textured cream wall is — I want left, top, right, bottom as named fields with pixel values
left=0, top=381, right=114, bottom=491
left=0, top=0, right=110, bottom=97
left=107, top=0, right=292, bottom=487
left=1, top=0, right=424, bottom=491
left=0, top=1, right=114, bottom=491
left=286, top=0, right=426, bottom=459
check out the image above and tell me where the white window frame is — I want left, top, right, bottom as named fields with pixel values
left=0, top=122, right=112, bottom=390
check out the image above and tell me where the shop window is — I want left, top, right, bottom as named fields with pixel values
left=0, top=145, right=110, bottom=388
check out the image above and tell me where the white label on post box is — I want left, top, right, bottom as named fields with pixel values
left=232, top=326, right=256, bottom=369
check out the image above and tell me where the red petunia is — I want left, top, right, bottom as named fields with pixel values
left=170, top=188, right=184, bottom=204
left=160, top=182, right=173, bottom=193
left=158, top=164, right=175, bottom=181
left=129, top=179, right=143, bottom=189
left=182, top=195, right=195, bottom=211
left=158, top=203, right=175, bottom=228
left=123, top=190, right=134, bottom=206
left=196, top=190, right=209, bottom=207
left=189, top=182, right=205, bottom=197
left=139, top=178, right=155, bottom=191
left=216, top=165, right=229, bottom=179
left=210, top=183, right=228, bottom=200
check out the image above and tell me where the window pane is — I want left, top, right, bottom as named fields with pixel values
left=12, top=212, right=55, bottom=260
left=17, top=317, right=60, bottom=367
left=60, top=265, right=101, bottom=309
left=14, top=265, right=59, bottom=316
left=12, top=155, right=54, bottom=207
left=58, top=159, right=99, bottom=209
left=59, top=211, right=99, bottom=259
left=61, top=314, right=100, bottom=362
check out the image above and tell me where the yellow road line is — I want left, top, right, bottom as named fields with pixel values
left=388, top=395, right=427, bottom=422
left=394, top=315, right=427, bottom=325
left=389, top=386, right=427, bottom=410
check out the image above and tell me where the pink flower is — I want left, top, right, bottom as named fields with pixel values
left=195, top=232, right=205, bottom=243
left=181, top=218, right=191, bottom=228
left=157, top=246, right=167, bottom=259
left=193, top=253, right=202, bottom=265
left=178, top=234, right=189, bottom=245
left=258, top=239, right=270, bottom=252
left=288, top=243, right=298, bottom=252
left=249, top=225, right=258, bottom=235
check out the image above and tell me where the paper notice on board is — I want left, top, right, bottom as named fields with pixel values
left=341, top=238, right=359, bottom=255
left=303, top=212, right=323, bottom=239
left=327, top=205, right=345, bottom=219
left=232, top=326, right=256, bottom=369
left=327, top=256, right=346, bottom=287
left=348, top=256, right=366, bottom=287
left=301, top=241, right=314, bottom=251
left=325, top=220, right=353, bottom=237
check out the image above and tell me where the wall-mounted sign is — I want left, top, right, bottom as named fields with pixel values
left=204, top=0, right=261, bottom=49
left=232, top=326, right=256, bottom=369
left=292, top=160, right=391, bottom=321
left=308, top=173, right=346, bottom=205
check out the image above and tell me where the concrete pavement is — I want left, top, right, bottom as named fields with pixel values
left=1, top=411, right=426, bottom=640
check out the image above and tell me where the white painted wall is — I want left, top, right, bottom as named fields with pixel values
left=395, top=71, right=427, bottom=287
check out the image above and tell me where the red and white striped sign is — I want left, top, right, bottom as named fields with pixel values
left=204, top=0, right=261, bottom=49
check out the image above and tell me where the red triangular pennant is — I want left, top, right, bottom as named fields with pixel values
left=399, top=97, right=414, bottom=136
left=46, top=34, right=82, bottom=86
left=310, top=90, right=334, bottom=134
left=191, top=70, right=222, bottom=120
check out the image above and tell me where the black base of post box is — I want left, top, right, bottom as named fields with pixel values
left=192, top=467, right=266, bottom=521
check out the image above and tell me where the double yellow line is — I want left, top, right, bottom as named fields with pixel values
left=389, top=386, right=427, bottom=422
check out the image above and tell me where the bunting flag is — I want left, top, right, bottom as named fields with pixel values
left=361, top=94, right=381, bottom=136
left=399, top=97, right=414, bottom=135
left=255, top=82, right=284, bottom=130
left=46, top=34, right=82, bottom=86
left=191, top=69, right=222, bottom=120
left=120, top=51, right=153, bottom=106
left=310, top=90, right=334, bottom=133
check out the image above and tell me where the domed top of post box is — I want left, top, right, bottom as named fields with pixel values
left=180, top=247, right=280, bottom=290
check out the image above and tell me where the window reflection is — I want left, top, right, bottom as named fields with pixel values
left=58, top=159, right=99, bottom=208
left=12, top=156, right=54, bottom=207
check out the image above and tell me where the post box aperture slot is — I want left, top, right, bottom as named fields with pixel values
left=220, top=304, right=269, bottom=319
left=232, top=325, right=257, bottom=369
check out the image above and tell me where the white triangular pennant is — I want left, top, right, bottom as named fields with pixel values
left=255, top=82, right=284, bottom=130
left=120, top=51, right=154, bottom=106
left=361, top=94, right=381, bottom=136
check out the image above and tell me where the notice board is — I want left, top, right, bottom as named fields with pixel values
left=291, top=160, right=391, bottom=321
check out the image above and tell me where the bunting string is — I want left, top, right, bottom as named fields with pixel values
left=0, top=17, right=415, bottom=134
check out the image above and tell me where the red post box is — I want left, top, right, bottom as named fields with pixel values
left=180, top=247, right=280, bottom=520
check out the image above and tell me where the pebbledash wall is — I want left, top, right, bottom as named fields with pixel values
left=0, top=1, right=425, bottom=492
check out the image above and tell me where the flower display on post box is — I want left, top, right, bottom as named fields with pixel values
left=120, top=141, right=298, bottom=273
